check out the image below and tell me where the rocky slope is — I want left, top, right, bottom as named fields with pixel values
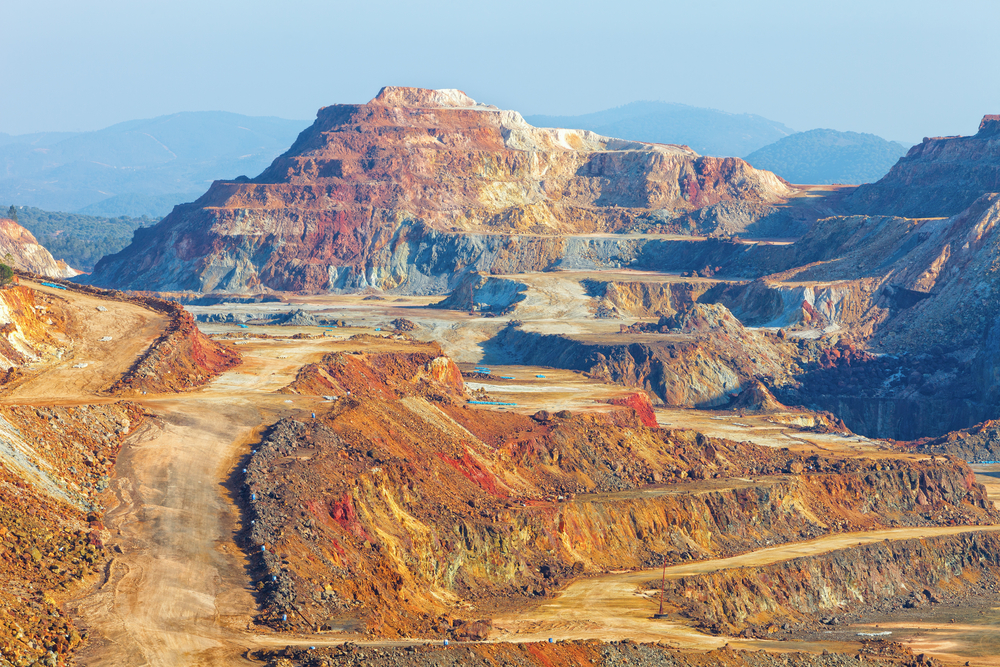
left=82, top=87, right=794, bottom=293
left=487, top=305, right=803, bottom=408
left=257, top=640, right=939, bottom=667
left=660, top=531, right=1000, bottom=637
left=847, top=115, right=1000, bottom=217
left=0, top=285, right=68, bottom=374
left=0, top=217, right=78, bottom=278
left=902, top=420, right=1000, bottom=462
left=238, top=342, right=995, bottom=638
left=0, top=402, right=144, bottom=667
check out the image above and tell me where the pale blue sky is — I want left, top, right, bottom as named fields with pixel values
left=4, top=0, right=998, bottom=143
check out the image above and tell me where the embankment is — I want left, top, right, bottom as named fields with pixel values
left=660, top=530, right=1000, bottom=637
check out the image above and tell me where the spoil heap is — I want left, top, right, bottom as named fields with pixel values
left=240, top=341, right=996, bottom=639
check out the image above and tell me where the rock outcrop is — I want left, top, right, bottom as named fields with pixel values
left=0, top=217, right=78, bottom=278
left=847, top=114, right=1000, bottom=217
left=82, top=87, right=793, bottom=293
left=239, top=342, right=996, bottom=639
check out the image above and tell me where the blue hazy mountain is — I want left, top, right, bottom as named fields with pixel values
left=744, top=129, right=910, bottom=185
left=525, top=101, right=796, bottom=157
left=0, top=112, right=310, bottom=216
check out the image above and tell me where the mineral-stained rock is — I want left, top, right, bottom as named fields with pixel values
left=0, top=218, right=78, bottom=278
left=82, top=87, right=793, bottom=294
left=240, top=341, right=997, bottom=638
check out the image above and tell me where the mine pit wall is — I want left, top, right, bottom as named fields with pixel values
left=486, top=326, right=789, bottom=408
left=195, top=221, right=795, bottom=295
left=585, top=279, right=714, bottom=319
left=262, top=639, right=934, bottom=667
left=660, top=531, right=1000, bottom=637
left=239, top=413, right=994, bottom=637
left=808, top=394, right=993, bottom=442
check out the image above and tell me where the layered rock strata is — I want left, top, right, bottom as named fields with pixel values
left=238, top=343, right=995, bottom=638
left=0, top=217, right=78, bottom=278
left=848, top=114, right=1000, bottom=217
left=83, top=87, right=793, bottom=293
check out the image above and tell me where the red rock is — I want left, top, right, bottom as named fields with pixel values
left=83, top=87, right=792, bottom=293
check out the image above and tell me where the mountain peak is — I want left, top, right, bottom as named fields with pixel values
left=371, top=86, right=480, bottom=108
left=979, top=114, right=1000, bottom=136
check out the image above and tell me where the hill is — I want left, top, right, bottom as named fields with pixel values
left=0, top=112, right=310, bottom=216
left=744, top=129, right=909, bottom=184
left=524, top=101, right=795, bottom=157
left=82, top=87, right=794, bottom=293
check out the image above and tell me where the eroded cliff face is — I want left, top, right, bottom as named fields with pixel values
left=0, top=285, right=69, bottom=373
left=848, top=115, right=1000, bottom=218
left=238, top=344, right=995, bottom=638
left=82, top=87, right=793, bottom=293
left=488, top=307, right=801, bottom=408
left=661, top=531, right=1000, bottom=637
left=0, top=218, right=78, bottom=278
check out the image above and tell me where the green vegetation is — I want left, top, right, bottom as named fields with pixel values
left=7, top=205, right=16, bottom=222
left=0, top=264, right=13, bottom=285
left=3, top=206, right=155, bottom=272
left=744, top=129, right=909, bottom=185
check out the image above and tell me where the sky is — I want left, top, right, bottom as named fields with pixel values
left=3, top=0, right=998, bottom=144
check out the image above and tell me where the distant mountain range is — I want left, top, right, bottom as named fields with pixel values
left=0, top=112, right=310, bottom=217
left=525, top=101, right=796, bottom=157
left=1, top=103, right=914, bottom=225
left=745, top=129, right=910, bottom=185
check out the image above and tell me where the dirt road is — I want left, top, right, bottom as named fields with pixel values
left=492, top=525, right=1000, bottom=648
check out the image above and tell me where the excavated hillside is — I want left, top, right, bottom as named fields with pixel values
left=239, top=343, right=997, bottom=641
left=258, top=640, right=940, bottom=667
left=0, top=218, right=77, bottom=278
left=658, top=530, right=1000, bottom=638
left=487, top=304, right=806, bottom=408
left=82, top=86, right=796, bottom=293
left=0, top=280, right=244, bottom=666
left=0, top=400, right=145, bottom=667
left=848, top=115, right=1000, bottom=217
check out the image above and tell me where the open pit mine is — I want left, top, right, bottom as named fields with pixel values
left=1, top=89, right=1000, bottom=667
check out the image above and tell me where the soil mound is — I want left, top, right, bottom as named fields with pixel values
left=729, top=379, right=786, bottom=413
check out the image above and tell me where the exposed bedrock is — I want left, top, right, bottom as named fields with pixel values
left=81, top=86, right=796, bottom=293
left=847, top=115, right=1000, bottom=218
left=485, top=312, right=797, bottom=408
left=240, top=345, right=995, bottom=637
left=660, top=531, right=1000, bottom=637
left=904, top=420, right=1000, bottom=462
